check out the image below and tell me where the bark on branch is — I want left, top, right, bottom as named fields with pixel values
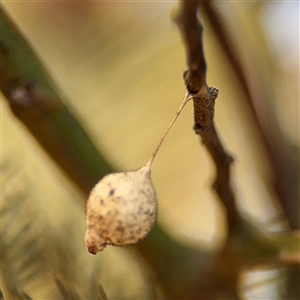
left=174, top=0, right=238, bottom=230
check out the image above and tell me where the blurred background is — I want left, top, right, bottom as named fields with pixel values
left=1, top=1, right=299, bottom=299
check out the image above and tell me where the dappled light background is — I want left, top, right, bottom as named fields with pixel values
left=1, top=1, right=299, bottom=299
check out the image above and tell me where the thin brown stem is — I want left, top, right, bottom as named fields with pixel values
left=174, top=4, right=242, bottom=297
left=174, top=1, right=207, bottom=93
left=174, top=0, right=238, bottom=230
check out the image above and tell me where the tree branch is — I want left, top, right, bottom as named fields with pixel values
left=200, top=1, right=300, bottom=230
left=0, top=7, right=113, bottom=193
left=174, top=0, right=238, bottom=231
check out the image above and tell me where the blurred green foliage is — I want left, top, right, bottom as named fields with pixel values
left=1, top=2, right=299, bottom=299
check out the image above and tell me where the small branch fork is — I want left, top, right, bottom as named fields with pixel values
left=174, top=1, right=238, bottom=230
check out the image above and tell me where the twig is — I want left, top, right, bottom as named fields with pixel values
left=200, top=3, right=300, bottom=298
left=173, top=1, right=207, bottom=93
left=200, top=1, right=299, bottom=230
left=174, top=0, right=238, bottom=230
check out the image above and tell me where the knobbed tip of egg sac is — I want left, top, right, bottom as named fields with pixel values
left=85, top=166, right=158, bottom=254
left=85, top=228, right=107, bottom=254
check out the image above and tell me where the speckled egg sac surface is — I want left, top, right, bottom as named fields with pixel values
left=85, top=165, right=157, bottom=254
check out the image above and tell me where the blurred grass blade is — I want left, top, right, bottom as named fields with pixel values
left=4, top=288, right=32, bottom=300
left=1, top=166, right=48, bottom=296
left=16, top=291, right=33, bottom=300
left=97, top=284, right=109, bottom=300
left=54, top=276, right=80, bottom=300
